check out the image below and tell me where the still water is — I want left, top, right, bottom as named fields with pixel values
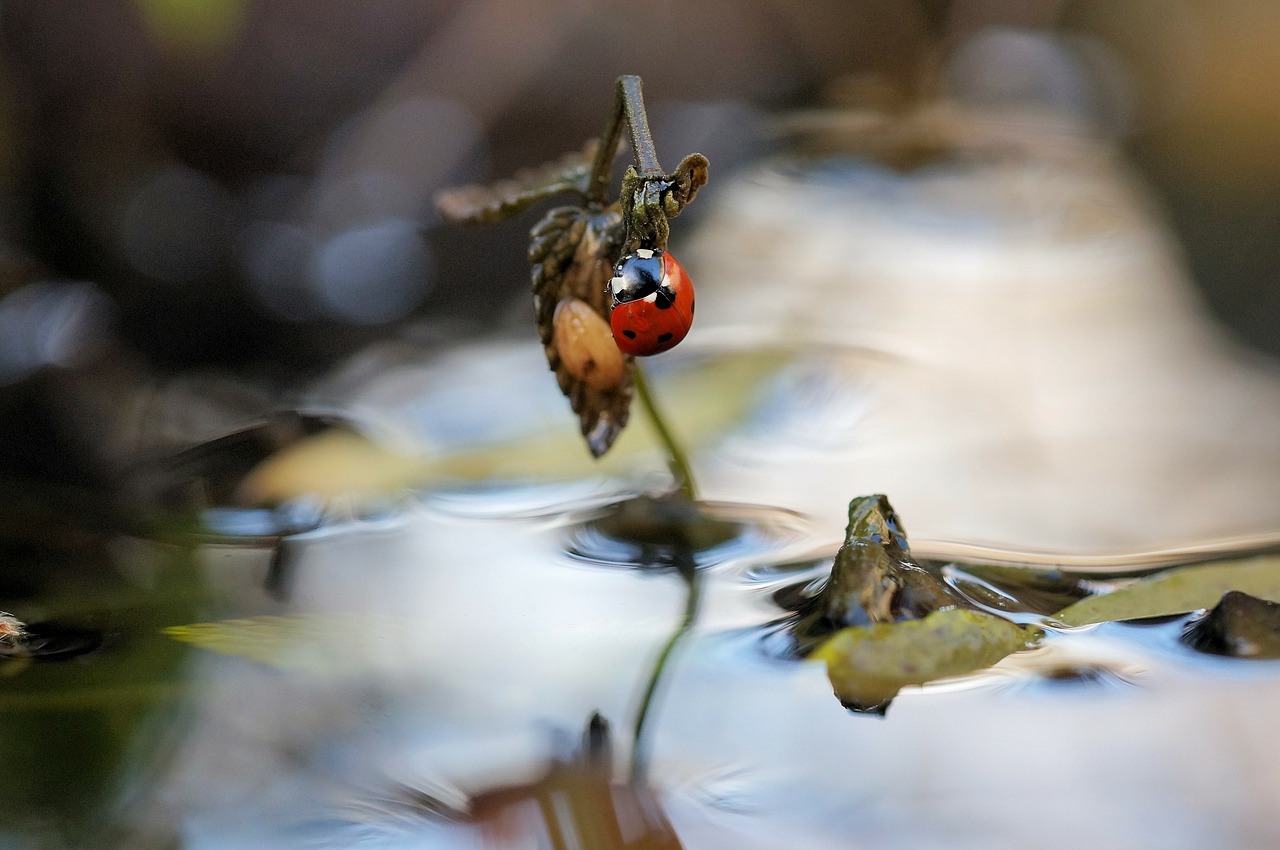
left=5, top=472, right=1280, bottom=849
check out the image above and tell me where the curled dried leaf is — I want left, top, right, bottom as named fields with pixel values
left=619, top=153, right=710, bottom=252
left=433, top=76, right=709, bottom=462
left=529, top=205, right=634, bottom=456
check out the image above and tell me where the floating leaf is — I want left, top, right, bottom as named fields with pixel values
left=812, top=608, right=1041, bottom=713
left=1054, top=556, right=1280, bottom=626
left=237, top=428, right=425, bottom=505
left=163, top=614, right=397, bottom=674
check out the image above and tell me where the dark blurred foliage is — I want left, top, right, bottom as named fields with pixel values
left=0, top=0, right=948, bottom=490
left=0, top=0, right=1279, bottom=491
left=0, top=0, right=945, bottom=373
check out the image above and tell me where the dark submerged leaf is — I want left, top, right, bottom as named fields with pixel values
left=944, top=563, right=1091, bottom=616
left=1181, top=590, right=1280, bottom=658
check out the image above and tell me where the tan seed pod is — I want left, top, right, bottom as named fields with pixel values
left=553, top=297, right=626, bottom=392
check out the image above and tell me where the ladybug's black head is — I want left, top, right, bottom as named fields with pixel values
left=609, top=249, right=664, bottom=305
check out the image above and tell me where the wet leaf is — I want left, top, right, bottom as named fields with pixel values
left=1054, top=556, right=1280, bottom=626
left=812, top=608, right=1041, bottom=713
left=530, top=205, right=634, bottom=457
left=1181, top=591, right=1280, bottom=658
left=945, top=564, right=1090, bottom=616
left=568, top=492, right=743, bottom=575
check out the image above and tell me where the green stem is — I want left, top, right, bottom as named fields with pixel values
left=633, top=364, right=698, bottom=501
left=630, top=564, right=701, bottom=783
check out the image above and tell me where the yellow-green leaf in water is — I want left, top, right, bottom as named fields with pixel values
left=811, top=609, right=1040, bottom=713
left=163, top=614, right=395, bottom=675
left=1054, top=556, right=1280, bottom=627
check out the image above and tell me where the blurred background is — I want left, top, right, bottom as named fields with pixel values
left=7, top=4, right=1280, bottom=847
left=1, top=0, right=1279, bottom=493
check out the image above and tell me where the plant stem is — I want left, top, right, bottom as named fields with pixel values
left=630, top=562, right=701, bottom=783
left=632, top=364, right=698, bottom=501
left=586, top=75, right=662, bottom=205
left=618, top=76, right=661, bottom=175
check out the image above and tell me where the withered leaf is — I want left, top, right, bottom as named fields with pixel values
left=529, top=205, right=634, bottom=456
left=618, top=153, right=709, bottom=253
left=436, top=142, right=597, bottom=225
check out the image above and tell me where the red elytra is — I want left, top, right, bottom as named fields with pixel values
left=608, top=248, right=695, bottom=357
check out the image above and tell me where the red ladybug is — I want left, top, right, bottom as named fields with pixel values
left=608, top=248, right=695, bottom=356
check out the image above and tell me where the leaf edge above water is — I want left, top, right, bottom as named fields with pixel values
left=1054, top=555, right=1280, bottom=627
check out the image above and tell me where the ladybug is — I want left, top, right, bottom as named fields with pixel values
left=608, top=248, right=695, bottom=356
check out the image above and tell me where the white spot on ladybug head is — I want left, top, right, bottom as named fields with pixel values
left=610, top=276, right=626, bottom=295
left=636, top=248, right=654, bottom=259
left=642, top=291, right=658, bottom=304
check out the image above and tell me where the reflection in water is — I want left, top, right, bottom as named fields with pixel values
left=0, top=516, right=203, bottom=849
left=562, top=497, right=811, bottom=574
left=6, top=483, right=1280, bottom=848
left=324, top=715, right=685, bottom=850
